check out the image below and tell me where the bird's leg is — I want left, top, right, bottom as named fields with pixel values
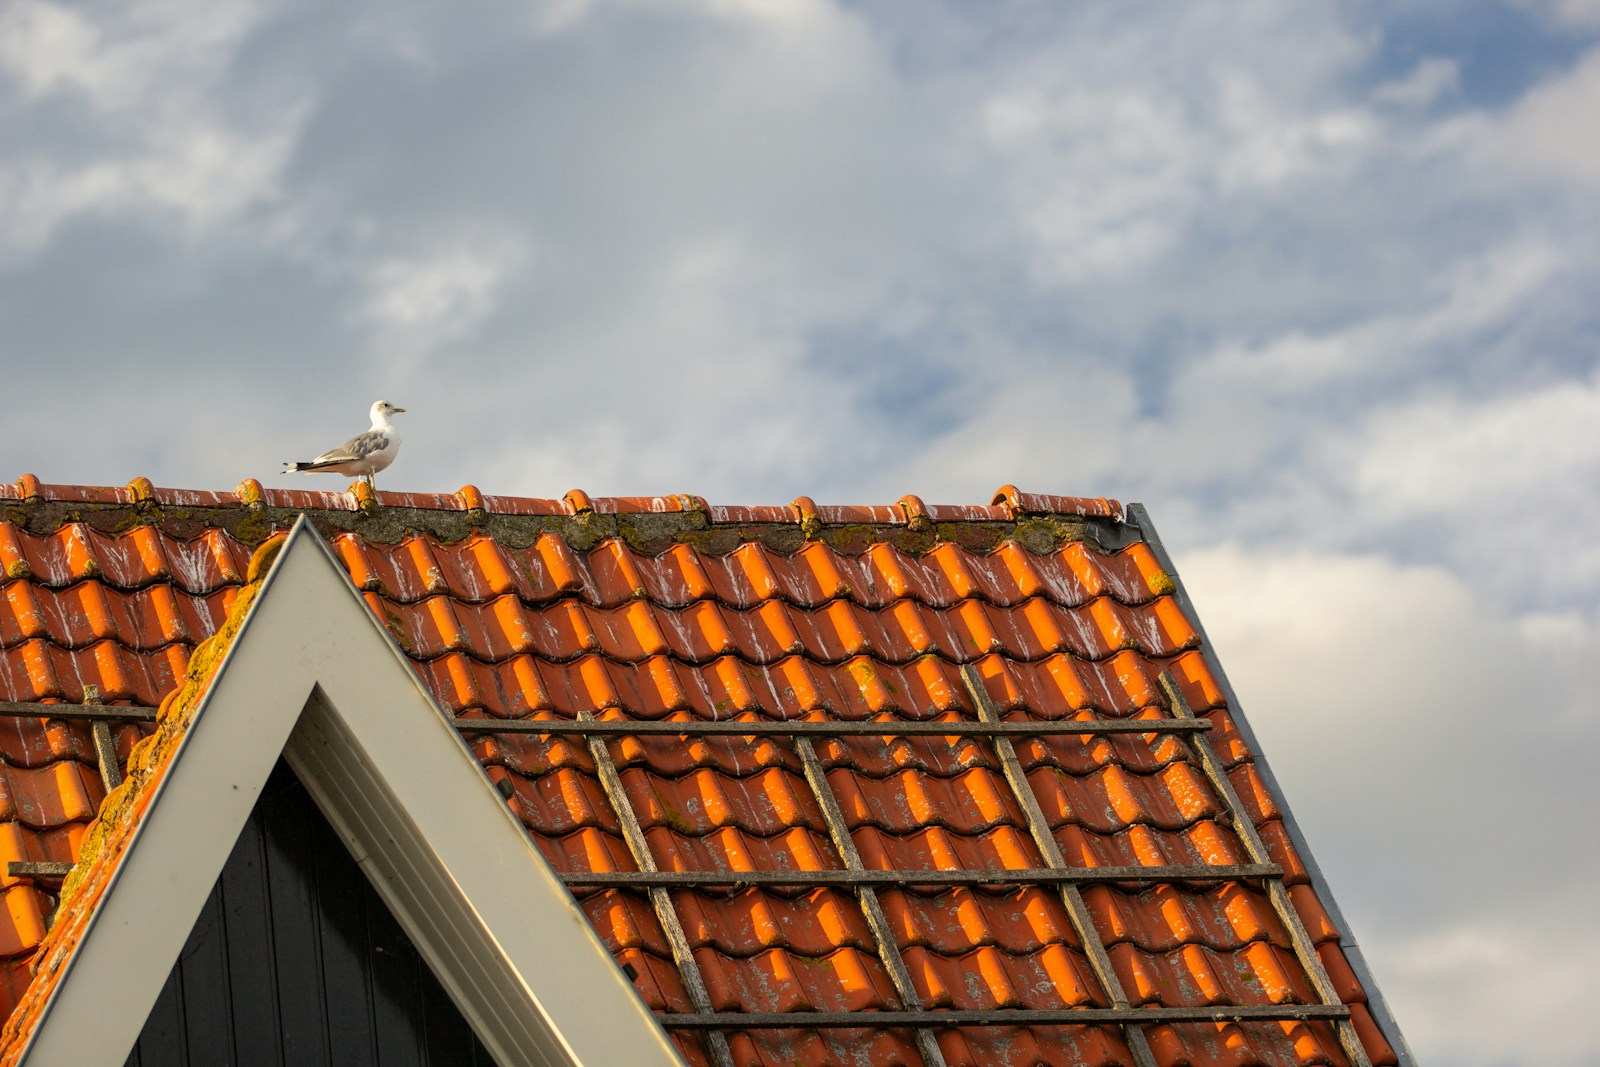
left=365, top=473, right=377, bottom=492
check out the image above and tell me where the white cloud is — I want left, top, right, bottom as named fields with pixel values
left=1212, top=71, right=1374, bottom=191
left=0, top=0, right=260, bottom=113
left=887, top=359, right=1140, bottom=502
left=530, top=0, right=836, bottom=33
left=1384, top=891, right=1600, bottom=1065
left=0, top=124, right=300, bottom=258
left=1517, top=0, right=1600, bottom=28
left=0, top=0, right=99, bottom=99
left=1489, top=45, right=1600, bottom=187
left=1192, top=239, right=1565, bottom=393
left=1335, top=369, right=1600, bottom=607
left=1350, top=371, right=1600, bottom=518
left=359, top=237, right=527, bottom=368
left=968, top=6, right=1381, bottom=286
left=0, top=0, right=298, bottom=255
left=1181, top=544, right=1600, bottom=1066
left=981, top=84, right=1206, bottom=279
left=1372, top=57, right=1461, bottom=108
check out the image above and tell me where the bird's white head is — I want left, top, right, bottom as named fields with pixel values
left=371, top=399, right=407, bottom=422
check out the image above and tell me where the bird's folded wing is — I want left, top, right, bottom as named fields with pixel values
left=312, top=430, right=389, bottom=464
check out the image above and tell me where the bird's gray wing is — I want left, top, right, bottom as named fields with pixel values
left=312, top=430, right=390, bottom=464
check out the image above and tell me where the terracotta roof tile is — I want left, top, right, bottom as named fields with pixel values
left=0, top=481, right=1401, bottom=1067
left=880, top=886, right=1086, bottom=954
left=906, top=942, right=1106, bottom=1010
left=940, top=1023, right=1129, bottom=1067
left=532, top=825, right=637, bottom=876
left=633, top=825, right=843, bottom=888
left=670, top=887, right=876, bottom=958
left=725, top=1026, right=925, bottom=1067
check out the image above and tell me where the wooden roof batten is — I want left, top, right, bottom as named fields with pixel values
left=5, top=518, right=682, bottom=1067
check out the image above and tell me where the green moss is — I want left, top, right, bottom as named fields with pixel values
left=111, top=507, right=164, bottom=533
left=565, top=512, right=615, bottom=552
left=6, top=559, right=30, bottom=580
left=234, top=510, right=273, bottom=544
left=825, top=525, right=879, bottom=555
left=1014, top=517, right=1069, bottom=554
left=246, top=536, right=287, bottom=582
left=846, top=660, right=897, bottom=696
left=384, top=611, right=410, bottom=651
left=649, top=784, right=694, bottom=834
left=790, top=953, right=835, bottom=969
left=1147, top=569, right=1177, bottom=596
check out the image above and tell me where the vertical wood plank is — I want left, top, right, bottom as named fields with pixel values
left=260, top=765, right=333, bottom=1065
left=136, top=960, right=188, bottom=1066
left=367, top=884, right=426, bottom=1067
left=217, top=810, right=284, bottom=1067
left=309, top=772, right=379, bottom=1066
left=175, top=888, right=235, bottom=1064
left=420, top=948, right=481, bottom=1067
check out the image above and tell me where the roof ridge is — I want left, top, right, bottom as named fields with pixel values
left=1, top=476, right=1123, bottom=524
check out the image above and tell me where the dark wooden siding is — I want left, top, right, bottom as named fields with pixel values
left=124, top=761, right=492, bottom=1067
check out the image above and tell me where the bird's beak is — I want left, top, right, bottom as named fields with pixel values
left=393, top=406, right=407, bottom=413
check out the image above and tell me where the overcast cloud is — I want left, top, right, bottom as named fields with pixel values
left=4, top=2, right=1598, bottom=1062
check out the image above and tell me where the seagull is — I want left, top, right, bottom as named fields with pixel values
left=283, top=400, right=405, bottom=490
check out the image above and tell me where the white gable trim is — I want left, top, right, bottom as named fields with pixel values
left=17, top=518, right=683, bottom=1067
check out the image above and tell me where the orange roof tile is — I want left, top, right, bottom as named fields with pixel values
left=0, top=479, right=1404, bottom=1067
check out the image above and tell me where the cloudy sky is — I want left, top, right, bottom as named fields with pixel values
left=3, top=1, right=1598, bottom=1061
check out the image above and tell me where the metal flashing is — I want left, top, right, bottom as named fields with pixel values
left=1124, top=502, right=1416, bottom=1066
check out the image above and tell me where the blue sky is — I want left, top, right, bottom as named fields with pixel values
left=4, top=2, right=1599, bottom=1062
